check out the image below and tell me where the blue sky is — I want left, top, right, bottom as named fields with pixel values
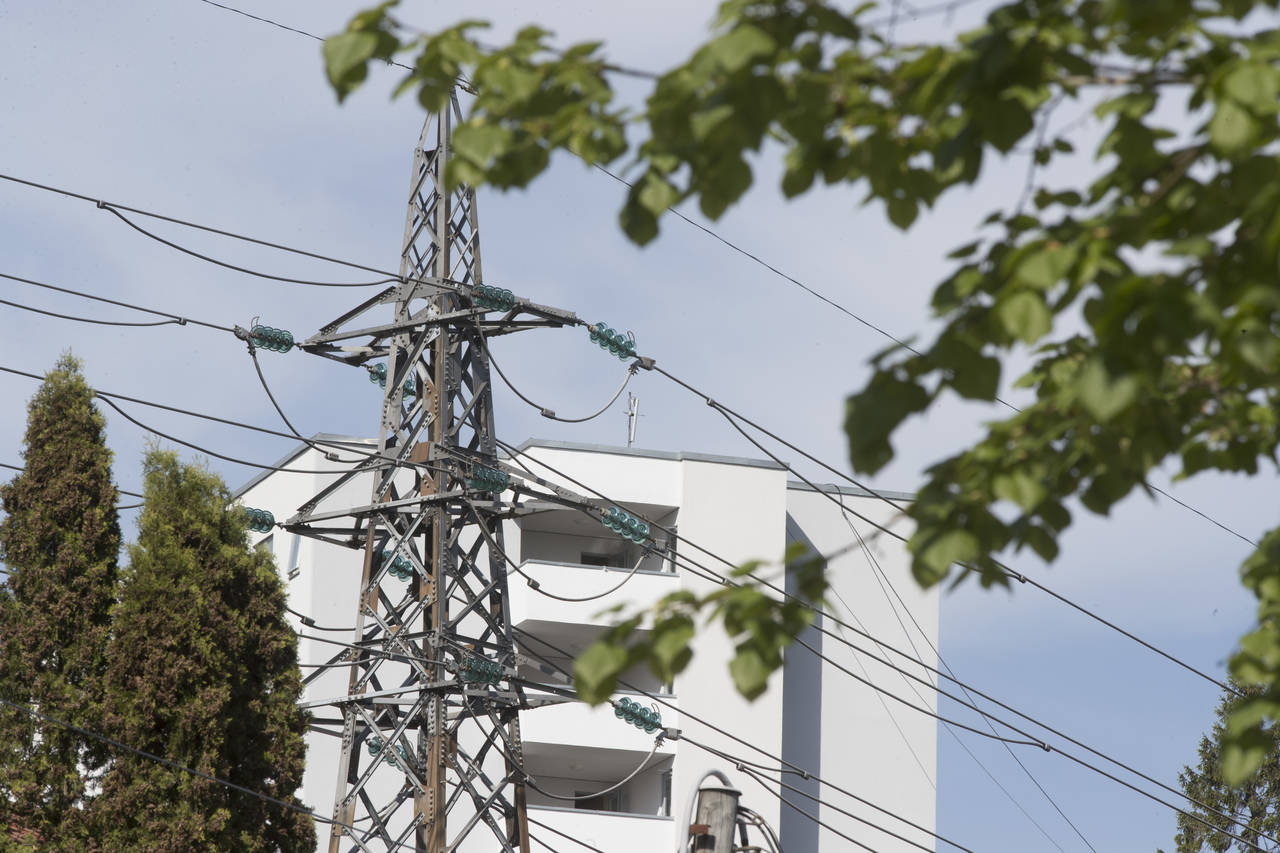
left=1, top=1, right=1277, bottom=849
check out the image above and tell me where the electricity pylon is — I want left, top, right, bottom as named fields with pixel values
left=289, top=97, right=577, bottom=853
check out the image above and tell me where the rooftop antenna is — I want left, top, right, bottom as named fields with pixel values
left=626, top=392, right=640, bottom=447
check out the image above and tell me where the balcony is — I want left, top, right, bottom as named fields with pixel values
left=518, top=739, right=675, bottom=853
left=519, top=693, right=679, bottom=755
left=523, top=805, right=674, bottom=853
left=507, top=558, right=680, bottom=628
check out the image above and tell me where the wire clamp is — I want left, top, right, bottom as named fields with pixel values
left=539, top=407, right=555, bottom=419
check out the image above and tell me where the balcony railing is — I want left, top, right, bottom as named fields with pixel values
left=508, top=558, right=680, bottom=628
left=520, top=698, right=679, bottom=754
left=523, top=805, right=674, bottom=853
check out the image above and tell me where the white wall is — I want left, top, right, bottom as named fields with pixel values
left=787, top=485, right=939, bottom=851
left=236, top=440, right=937, bottom=852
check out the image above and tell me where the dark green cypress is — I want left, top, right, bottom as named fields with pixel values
left=0, top=355, right=121, bottom=850
left=91, top=451, right=314, bottom=852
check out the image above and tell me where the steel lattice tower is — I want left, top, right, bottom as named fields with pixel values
left=289, top=99, right=579, bottom=853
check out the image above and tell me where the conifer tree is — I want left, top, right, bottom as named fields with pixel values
left=1169, top=680, right=1280, bottom=852
left=0, top=355, right=120, bottom=849
left=91, top=450, right=314, bottom=852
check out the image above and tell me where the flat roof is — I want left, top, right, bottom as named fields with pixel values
left=516, top=438, right=786, bottom=471
left=230, top=434, right=375, bottom=500
left=232, top=435, right=913, bottom=503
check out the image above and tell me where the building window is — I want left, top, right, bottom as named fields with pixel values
left=660, top=770, right=672, bottom=817
left=581, top=551, right=624, bottom=568
left=256, top=534, right=274, bottom=555
left=574, top=790, right=623, bottom=813
left=287, top=534, right=302, bottom=580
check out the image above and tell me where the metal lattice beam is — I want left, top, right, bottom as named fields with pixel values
left=286, top=99, right=588, bottom=853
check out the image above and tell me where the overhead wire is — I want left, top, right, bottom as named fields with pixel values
left=500, top=726, right=664, bottom=803
left=512, top=628, right=966, bottom=852
left=652, top=363, right=1240, bottom=697
left=0, top=363, right=394, bottom=481
left=0, top=695, right=407, bottom=845
left=480, top=328, right=636, bottom=423
left=2, top=167, right=1255, bottom=549
left=8, top=0, right=1255, bottom=551
left=242, top=342, right=380, bottom=466
left=0, top=461, right=143, bottom=499
left=517, top=620, right=1273, bottom=853
left=286, top=604, right=355, bottom=633
left=498, top=439, right=1275, bottom=847
left=95, top=395, right=350, bottom=476
left=0, top=296, right=185, bottom=328
left=0, top=172, right=398, bottom=279
left=468, top=501, right=654, bottom=603
left=0, top=271, right=405, bottom=474
left=688, top=734, right=933, bottom=853
left=0, top=271, right=234, bottom=332
left=836, top=508, right=1093, bottom=851
left=97, top=204, right=397, bottom=288
left=525, top=815, right=610, bottom=853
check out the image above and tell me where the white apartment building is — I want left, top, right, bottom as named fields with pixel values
left=236, top=437, right=938, bottom=852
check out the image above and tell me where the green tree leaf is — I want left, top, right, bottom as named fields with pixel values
left=993, top=471, right=1046, bottom=511
left=728, top=645, right=771, bottom=700
left=996, top=291, right=1052, bottom=344
left=914, top=529, right=979, bottom=586
left=1015, top=244, right=1078, bottom=291
left=573, top=635, right=632, bottom=705
left=1076, top=360, right=1139, bottom=422
left=1209, top=99, right=1258, bottom=154
left=707, top=25, right=775, bottom=72
left=324, top=32, right=381, bottom=102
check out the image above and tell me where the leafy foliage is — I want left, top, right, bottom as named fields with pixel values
left=574, top=544, right=827, bottom=704
left=89, top=451, right=314, bottom=852
left=0, top=355, right=120, bottom=849
left=1168, top=681, right=1280, bottom=852
left=325, top=0, right=1280, bottom=778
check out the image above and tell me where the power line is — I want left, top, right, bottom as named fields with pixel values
left=688, top=734, right=931, bottom=853
left=480, top=329, right=636, bottom=423
left=837, top=509, right=1095, bottom=852
left=0, top=461, right=144, bottom=499
left=497, top=440, right=1274, bottom=847
left=0, top=696, right=335, bottom=836
left=0, top=296, right=183, bottom=328
left=37, top=0, right=1251, bottom=549
left=652, top=363, right=1240, bottom=697
left=679, top=408, right=1268, bottom=839
left=512, top=627, right=969, bottom=852
left=0, top=172, right=398, bottom=278
left=97, top=204, right=397, bottom=288
left=95, top=394, right=353, bottom=476
left=0, top=363, right=389, bottom=477
left=0, top=272, right=397, bottom=472
left=826, top=543, right=1076, bottom=849
left=518, top=605, right=1271, bottom=852
left=2, top=167, right=1255, bottom=548
left=0, top=270, right=235, bottom=332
